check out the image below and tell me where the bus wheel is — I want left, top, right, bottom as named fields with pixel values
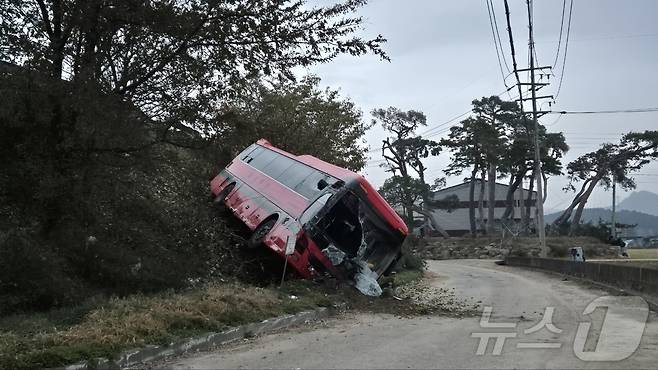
left=247, top=218, right=276, bottom=249
left=213, top=183, right=235, bottom=213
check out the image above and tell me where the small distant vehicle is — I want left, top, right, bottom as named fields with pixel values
left=569, top=247, right=585, bottom=262
left=209, top=139, right=407, bottom=293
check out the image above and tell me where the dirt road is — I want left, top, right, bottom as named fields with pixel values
left=163, top=260, right=658, bottom=369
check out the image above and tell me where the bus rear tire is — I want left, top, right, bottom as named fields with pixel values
left=247, top=218, right=276, bottom=250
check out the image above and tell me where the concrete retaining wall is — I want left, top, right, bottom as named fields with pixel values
left=506, top=257, right=658, bottom=297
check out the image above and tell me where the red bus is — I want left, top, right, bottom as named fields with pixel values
left=209, top=139, right=408, bottom=295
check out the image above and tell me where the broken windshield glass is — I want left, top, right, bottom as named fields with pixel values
left=299, top=193, right=332, bottom=225
left=310, top=191, right=396, bottom=296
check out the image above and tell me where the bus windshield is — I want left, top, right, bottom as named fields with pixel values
left=299, top=193, right=332, bottom=225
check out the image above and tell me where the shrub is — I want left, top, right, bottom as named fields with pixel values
left=0, top=229, right=85, bottom=314
left=394, top=235, right=427, bottom=272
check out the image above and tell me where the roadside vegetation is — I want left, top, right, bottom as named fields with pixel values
left=0, top=233, right=439, bottom=370
left=0, top=2, right=393, bottom=368
left=628, top=248, right=658, bottom=259
left=0, top=263, right=447, bottom=370
left=0, top=0, right=385, bottom=317
left=596, top=248, right=658, bottom=270
left=0, top=282, right=334, bottom=370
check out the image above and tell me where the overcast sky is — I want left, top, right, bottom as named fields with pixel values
left=300, top=0, right=658, bottom=214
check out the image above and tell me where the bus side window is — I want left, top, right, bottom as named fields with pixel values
left=278, top=163, right=314, bottom=193
left=261, top=153, right=293, bottom=179
left=248, top=147, right=277, bottom=170
left=240, top=145, right=258, bottom=163
left=296, top=172, right=332, bottom=199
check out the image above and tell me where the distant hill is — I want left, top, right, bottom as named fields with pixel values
left=618, top=190, right=658, bottom=217
left=545, top=208, right=658, bottom=237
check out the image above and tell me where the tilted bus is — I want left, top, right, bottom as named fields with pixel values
left=209, top=139, right=408, bottom=294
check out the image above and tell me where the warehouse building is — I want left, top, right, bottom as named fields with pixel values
left=427, top=179, right=538, bottom=236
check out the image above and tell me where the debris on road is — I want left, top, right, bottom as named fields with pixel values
left=321, top=244, right=346, bottom=266
left=394, top=279, right=479, bottom=316
left=354, top=262, right=383, bottom=297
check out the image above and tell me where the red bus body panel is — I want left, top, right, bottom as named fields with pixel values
left=209, top=139, right=407, bottom=281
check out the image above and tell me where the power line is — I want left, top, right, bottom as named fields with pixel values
left=368, top=90, right=534, bottom=161
left=550, top=107, right=658, bottom=115
left=554, top=0, right=573, bottom=101
left=371, top=0, right=549, bottom=160
left=563, top=131, right=624, bottom=135
left=491, top=0, right=511, bottom=74
left=419, top=110, right=472, bottom=137
left=529, top=0, right=541, bottom=70
left=564, top=32, right=658, bottom=43
left=419, top=86, right=531, bottom=138
left=368, top=86, right=527, bottom=158
left=552, top=0, right=567, bottom=67
left=502, top=0, right=527, bottom=117
left=486, top=0, right=512, bottom=96
left=487, top=0, right=511, bottom=74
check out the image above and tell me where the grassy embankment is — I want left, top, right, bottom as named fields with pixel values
left=0, top=281, right=334, bottom=370
left=600, top=248, right=658, bottom=269
left=628, top=248, right=658, bottom=259
left=0, top=269, right=428, bottom=370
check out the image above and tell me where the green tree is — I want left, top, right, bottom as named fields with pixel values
left=554, top=131, right=658, bottom=234
left=0, top=0, right=388, bottom=158
left=440, top=96, right=520, bottom=236
left=379, top=176, right=428, bottom=215
left=441, top=117, right=491, bottom=236
left=0, top=0, right=387, bottom=97
left=471, top=96, right=521, bottom=234
left=0, top=0, right=389, bottom=312
left=378, top=176, right=455, bottom=237
left=372, top=107, right=441, bottom=230
left=498, top=118, right=569, bottom=232
left=0, top=0, right=387, bottom=227
left=373, top=107, right=428, bottom=180
left=221, top=76, right=371, bottom=171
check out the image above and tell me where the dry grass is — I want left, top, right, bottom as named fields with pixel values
left=0, top=282, right=330, bottom=370
left=55, top=284, right=281, bottom=346
left=628, top=248, right=658, bottom=259
left=0, top=267, right=440, bottom=370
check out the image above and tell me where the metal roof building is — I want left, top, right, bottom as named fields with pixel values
left=428, top=179, right=538, bottom=236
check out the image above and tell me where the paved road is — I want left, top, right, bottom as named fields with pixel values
left=164, top=260, right=658, bottom=369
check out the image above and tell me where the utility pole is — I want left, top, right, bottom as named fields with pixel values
left=527, top=0, right=547, bottom=256
left=610, top=174, right=617, bottom=241
left=504, top=0, right=551, bottom=254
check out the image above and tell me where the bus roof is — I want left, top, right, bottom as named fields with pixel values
left=256, top=139, right=358, bottom=181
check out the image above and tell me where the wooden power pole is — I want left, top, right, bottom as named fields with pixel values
left=610, top=174, right=617, bottom=240
left=527, top=0, right=547, bottom=256
left=504, top=0, right=552, bottom=255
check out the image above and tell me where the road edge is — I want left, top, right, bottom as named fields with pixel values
left=50, top=307, right=331, bottom=370
left=503, top=260, right=658, bottom=312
